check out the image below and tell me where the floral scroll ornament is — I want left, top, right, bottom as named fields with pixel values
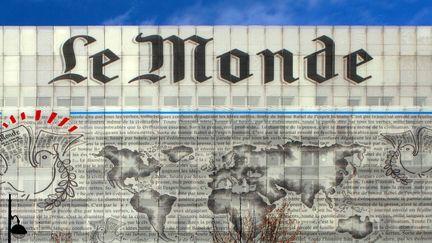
left=36, top=144, right=79, bottom=210
left=383, top=150, right=411, bottom=185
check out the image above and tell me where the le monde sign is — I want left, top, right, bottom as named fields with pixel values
left=49, top=34, right=373, bottom=85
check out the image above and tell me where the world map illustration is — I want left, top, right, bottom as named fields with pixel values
left=96, top=140, right=374, bottom=241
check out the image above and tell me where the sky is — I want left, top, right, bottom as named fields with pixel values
left=0, top=0, right=430, bottom=25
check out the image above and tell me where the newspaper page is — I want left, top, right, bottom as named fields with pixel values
left=0, top=26, right=431, bottom=242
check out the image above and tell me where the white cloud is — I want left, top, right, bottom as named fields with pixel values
left=164, top=0, right=349, bottom=25
left=166, top=0, right=296, bottom=25
left=409, top=8, right=430, bottom=25
left=102, top=8, right=134, bottom=25
left=102, top=6, right=156, bottom=25
left=214, top=1, right=293, bottom=25
left=140, top=18, right=156, bottom=25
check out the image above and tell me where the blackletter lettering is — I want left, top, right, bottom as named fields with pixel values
left=164, top=35, right=213, bottom=83
left=345, top=49, right=373, bottom=84
left=129, top=34, right=165, bottom=83
left=304, top=35, right=338, bottom=83
left=258, top=49, right=298, bottom=84
left=49, top=35, right=96, bottom=84
left=90, top=49, right=120, bottom=84
left=218, top=49, right=252, bottom=83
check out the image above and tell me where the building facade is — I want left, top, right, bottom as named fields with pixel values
left=0, top=26, right=431, bottom=242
